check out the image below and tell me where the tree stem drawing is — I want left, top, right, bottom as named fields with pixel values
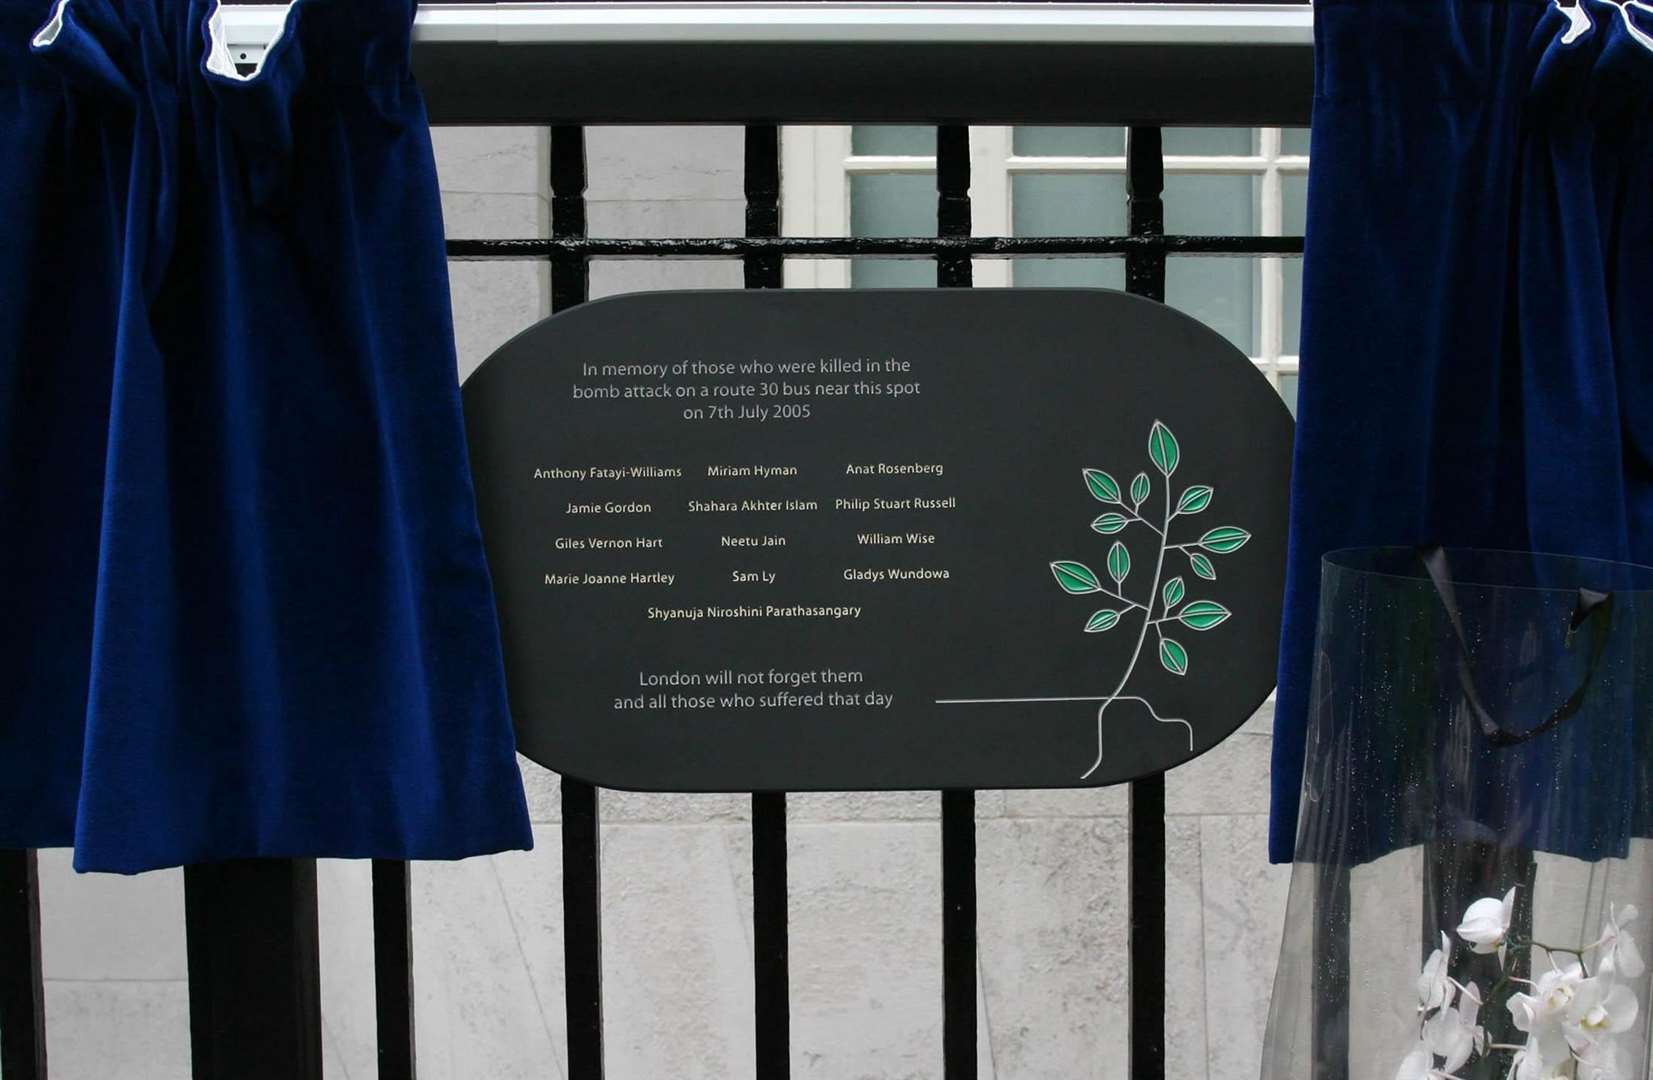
left=937, top=419, right=1250, bottom=780
left=1079, top=454, right=1176, bottom=778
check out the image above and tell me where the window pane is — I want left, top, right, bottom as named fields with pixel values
left=851, top=173, right=935, bottom=236
left=1282, top=174, right=1308, bottom=353
left=1013, top=126, right=1125, bottom=157
left=1164, top=174, right=1258, bottom=236
left=1283, top=261, right=1303, bottom=355
left=1015, top=259, right=1126, bottom=289
left=1011, top=174, right=1127, bottom=287
left=1167, top=258, right=1257, bottom=355
left=852, top=126, right=935, bottom=156
left=1278, top=373, right=1300, bottom=417
left=850, top=173, right=936, bottom=288
left=1280, top=127, right=1311, bottom=156
left=852, top=259, right=936, bottom=288
left=1162, top=127, right=1254, bottom=156
left=1013, top=174, right=1127, bottom=236
left=1282, top=174, right=1308, bottom=236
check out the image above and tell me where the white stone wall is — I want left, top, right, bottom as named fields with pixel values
left=27, top=126, right=1293, bottom=1080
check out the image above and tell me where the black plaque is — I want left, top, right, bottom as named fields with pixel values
left=463, top=289, right=1292, bottom=790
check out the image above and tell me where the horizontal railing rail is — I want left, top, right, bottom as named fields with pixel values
left=218, top=2, right=1315, bottom=124
left=445, top=234, right=1303, bottom=260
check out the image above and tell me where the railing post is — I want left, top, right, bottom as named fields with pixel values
left=0, top=848, right=47, bottom=1080
left=184, top=859, right=322, bottom=1080
left=549, top=122, right=606, bottom=1080
left=1125, top=124, right=1169, bottom=1080
left=744, top=121, right=793, bottom=1080
left=373, top=859, right=417, bottom=1079
left=935, top=123, right=978, bottom=1080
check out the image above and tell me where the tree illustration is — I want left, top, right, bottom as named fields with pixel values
left=1049, top=420, right=1250, bottom=779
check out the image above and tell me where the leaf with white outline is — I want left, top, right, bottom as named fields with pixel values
left=1149, top=421, right=1180, bottom=477
left=1084, top=469, right=1122, bottom=505
left=1176, top=485, right=1213, bottom=515
left=1091, top=513, right=1128, bottom=535
left=1177, top=600, right=1231, bottom=631
left=1084, top=609, right=1123, bottom=633
left=1189, top=552, right=1217, bottom=580
left=1130, top=471, right=1151, bottom=507
left=1107, top=541, right=1131, bottom=585
left=1051, top=560, right=1103, bottom=595
left=1159, top=637, right=1189, bottom=676
left=1198, top=526, right=1251, bottom=554
left=1162, top=576, right=1185, bottom=611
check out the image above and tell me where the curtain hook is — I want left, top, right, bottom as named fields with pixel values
left=1556, top=0, right=1595, bottom=44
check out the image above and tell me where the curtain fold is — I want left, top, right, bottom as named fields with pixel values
left=1, top=0, right=531, bottom=873
left=1273, top=0, right=1653, bottom=863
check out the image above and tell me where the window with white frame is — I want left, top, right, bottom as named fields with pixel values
left=780, top=125, right=1308, bottom=412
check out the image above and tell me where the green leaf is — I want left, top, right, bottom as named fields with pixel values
left=1198, top=526, right=1251, bottom=554
left=1130, top=471, right=1151, bottom=507
left=1084, top=609, right=1122, bottom=633
left=1091, top=513, right=1128, bottom=535
left=1189, top=552, right=1217, bottom=580
left=1176, top=485, right=1213, bottom=515
left=1050, top=560, right=1102, bottom=595
left=1083, top=468, right=1122, bottom=505
left=1177, top=600, right=1231, bottom=631
left=1107, top=541, right=1131, bottom=585
left=1159, top=637, right=1189, bottom=676
left=1162, top=577, right=1185, bottom=611
left=1149, top=420, right=1180, bottom=477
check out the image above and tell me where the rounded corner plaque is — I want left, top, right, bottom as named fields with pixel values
left=463, top=288, right=1293, bottom=791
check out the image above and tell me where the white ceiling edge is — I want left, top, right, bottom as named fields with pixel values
left=216, top=2, right=1314, bottom=49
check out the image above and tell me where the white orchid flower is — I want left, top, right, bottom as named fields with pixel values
left=1424, top=1005, right=1476, bottom=1073
left=1575, top=1036, right=1632, bottom=1080
left=1394, top=1044, right=1433, bottom=1080
left=1455, top=981, right=1488, bottom=1054
left=1458, top=887, right=1517, bottom=965
left=1394, top=1042, right=1464, bottom=1080
left=1502, top=1035, right=1574, bottom=1080
left=1417, top=932, right=1454, bottom=1012
left=1594, top=904, right=1644, bottom=980
left=1563, top=976, right=1639, bottom=1053
left=1508, top=963, right=1584, bottom=1072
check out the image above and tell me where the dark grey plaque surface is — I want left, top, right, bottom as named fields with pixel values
left=463, top=289, right=1293, bottom=790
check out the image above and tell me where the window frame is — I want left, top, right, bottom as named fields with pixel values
left=781, top=124, right=1306, bottom=394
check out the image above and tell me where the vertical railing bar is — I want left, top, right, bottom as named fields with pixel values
left=0, top=848, right=46, bottom=1080
left=936, top=122, right=977, bottom=1080
left=561, top=780, right=604, bottom=1080
left=744, top=124, right=783, bottom=291
left=372, top=859, right=416, bottom=1079
left=1309, top=862, right=1351, bottom=1080
left=751, top=793, right=789, bottom=1076
left=743, top=121, right=792, bottom=1080
left=935, top=126, right=973, bottom=290
left=185, top=859, right=323, bottom=1080
left=1125, top=124, right=1168, bottom=1080
left=940, top=790, right=978, bottom=1080
left=551, top=125, right=591, bottom=313
left=550, top=122, right=603, bottom=1080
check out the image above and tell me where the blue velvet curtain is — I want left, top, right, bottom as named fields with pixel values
left=0, top=0, right=531, bottom=872
left=1273, top=0, right=1653, bottom=862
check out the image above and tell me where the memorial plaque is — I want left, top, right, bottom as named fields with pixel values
left=463, top=289, right=1293, bottom=790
